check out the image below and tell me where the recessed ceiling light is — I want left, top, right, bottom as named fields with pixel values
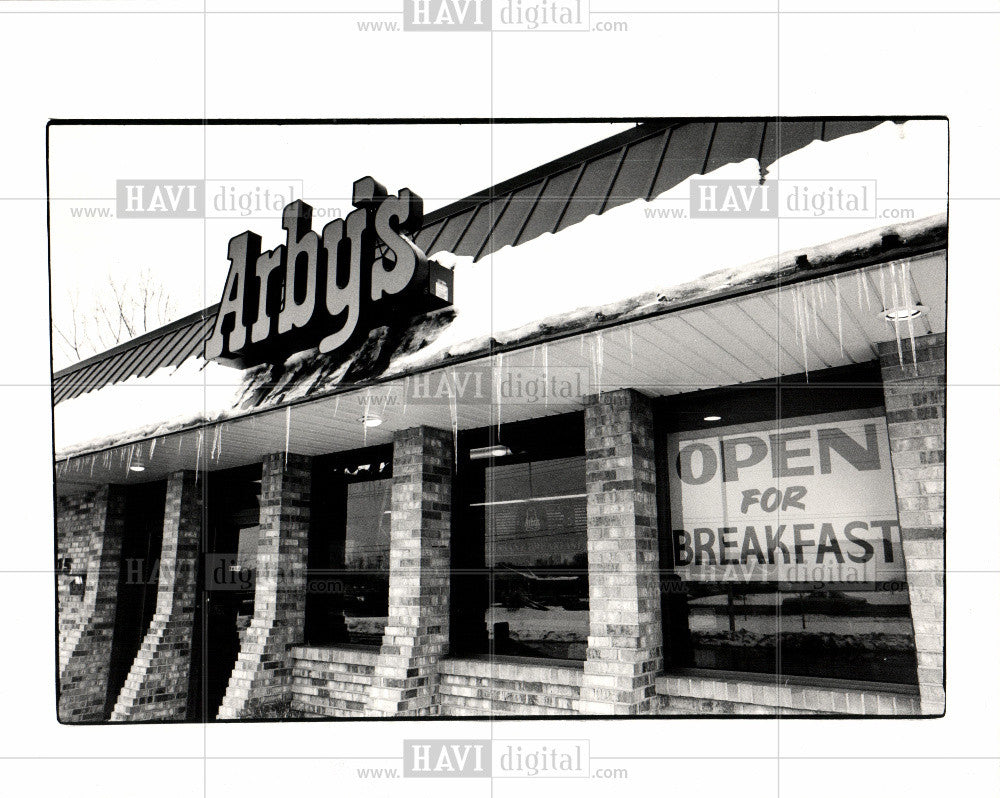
left=469, top=445, right=513, bottom=460
left=884, top=304, right=925, bottom=322
left=129, top=463, right=146, bottom=472
left=703, top=415, right=722, bottom=422
left=361, top=414, right=383, bottom=428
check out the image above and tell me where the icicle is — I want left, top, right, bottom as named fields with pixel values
left=861, top=270, right=871, bottom=311
left=89, top=456, right=94, bottom=477
left=217, top=425, right=224, bottom=461
left=334, top=395, right=340, bottom=418
left=494, top=352, right=504, bottom=434
left=809, top=284, right=819, bottom=338
left=195, top=430, right=204, bottom=481
left=855, top=270, right=864, bottom=310
left=149, top=437, right=157, bottom=460
left=126, top=446, right=134, bottom=473
left=449, top=367, right=460, bottom=470
left=542, top=343, right=550, bottom=408
left=833, top=275, right=844, bottom=358
left=284, top=406, right=291, bottom=465
left=890, top=261, right=904, bottom=367
left=178, top=435, right=183, bottom=453
left=211, top=426, right=220, bottom=461
left=794, top=287, right=809, bottom=376
left=902, top=260, right=918, bottom=366
left=588, top=331, right=605, bottom=396
left=879, top=267, right=887, bottom=313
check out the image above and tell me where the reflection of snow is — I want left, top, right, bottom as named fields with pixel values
left=486, top=607, right=588, bottom=640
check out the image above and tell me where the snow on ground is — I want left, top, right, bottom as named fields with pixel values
left=54, top=121, right=948, bottom=458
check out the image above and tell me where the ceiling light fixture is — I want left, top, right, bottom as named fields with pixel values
left=361, top=413, right=383, bottom=428
left=469, top=445, right=513, bottom=460
left=703, top=415, right=722, bottom=422
left=884, top=304, right=925, bottom=322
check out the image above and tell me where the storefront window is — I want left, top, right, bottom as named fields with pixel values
left=452, top=414, right=588, bottom=662
left=658, top=364, right=919, bottom=686
left=305, top=447, right=392, bottom=647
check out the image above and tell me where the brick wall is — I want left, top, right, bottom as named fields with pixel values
left=368, top=426, right=454, bottom=717
left=111, top=471, right=201, bottom=721
left=218, top=453, right=312, bottom=719
left=655, top=674, right=920, bottom=715
left=579, top=389, right=664, bottom=715
left=437, top=659, right=582, bottom=716
left=879, top=331, right=946, bottom=716
left=56, top=485, right=126, bottom=723
left=290, top=646, right=378, bottom=717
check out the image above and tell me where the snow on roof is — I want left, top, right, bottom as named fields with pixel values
left=54, top=121, right=947, bottom=459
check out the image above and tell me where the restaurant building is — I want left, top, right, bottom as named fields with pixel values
left=53, top=117, right=947, bottom=722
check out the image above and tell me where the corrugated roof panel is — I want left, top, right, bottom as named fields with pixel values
left=414, top=219, right=445, bottom=253
left=156, top=319, right=207, bottom=370
left=168, top=318, right=213, bottom=365
left=514, top=166, right=582, bottom=246
left=704, top=121, right=767, bottom=173
left=823, top=119, right=883, bottom=142
left=554, top=148, right=625, bottom=233
left=770, top=120, right=825, bottom=165
left=427, top=206, right=477, bottom=257
left=476, top=181, right=544, bottom=260
left=605, top=130, right=669, bottom=213
left=649, top=121, right=715, bottom=198
left=101, top=342, right=149, bottom=389
left=133, top=325, right=186, bottom=378
left=81, top=351, right=130, bottom=398
left=457, top=198, right=506, bottom=260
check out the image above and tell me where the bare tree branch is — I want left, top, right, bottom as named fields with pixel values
left=52, top=270, right=177, bottom=367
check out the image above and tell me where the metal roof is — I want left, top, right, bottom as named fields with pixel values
left=51, top=117, right=892, bottom=404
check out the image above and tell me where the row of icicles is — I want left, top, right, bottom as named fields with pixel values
left=786, top=259, right=921, bottom=375
left=56, top=261, right=919, bottom=481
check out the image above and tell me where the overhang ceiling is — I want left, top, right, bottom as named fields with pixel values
left=55, top=252, right=945, bottom=496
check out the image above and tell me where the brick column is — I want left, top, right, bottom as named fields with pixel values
left=579, top=389, right=664, bottom=715
left=57, top=484, right=126, bottom=723
left=111, top=471, right=201, bottom=721
left=217, top=453, right=312, bottom=719
left=368, top=426, right=453, bottom=717
left=879, top=332, right=945, bottom=715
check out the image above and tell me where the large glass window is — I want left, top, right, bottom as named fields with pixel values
left=452, top=414, right=588, bottom=662
left=305, top=447, right=392, bottom=647
left=658, top=364, right=919, bottom=686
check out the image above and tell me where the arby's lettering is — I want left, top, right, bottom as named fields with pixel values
left=206, top=176, right=453, bottom=368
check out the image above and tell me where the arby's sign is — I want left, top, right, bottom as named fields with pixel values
left=206, top=177, right=453, bottom=368
left=667, top=412, right=905, bottom=583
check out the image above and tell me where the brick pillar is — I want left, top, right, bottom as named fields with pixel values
left=368, top=426, right=453, bottom=717
left=579, top=389, right=664, bottom=715
left=879, top=332, right=945, bottom=715
left=217, top=453, right=312, bottom=719
left=57, top=484, right=126, bottom=723
left=111, top=471, right=201, bottom=721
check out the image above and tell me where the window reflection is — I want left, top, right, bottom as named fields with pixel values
left=482, top=456, right=589, bottom=661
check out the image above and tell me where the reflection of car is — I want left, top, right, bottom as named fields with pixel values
left=781, top=590, right=868, bottom=615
